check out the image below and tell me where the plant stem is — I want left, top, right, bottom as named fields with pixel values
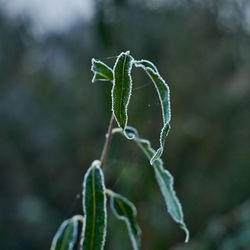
left=100, top=114, right=116, bottom=168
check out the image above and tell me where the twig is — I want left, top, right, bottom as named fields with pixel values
left=100, top=114, right=116, bottom=168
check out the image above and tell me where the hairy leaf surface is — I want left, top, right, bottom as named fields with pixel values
left=107, top=190, right=141, bottom=250
left=91, top=59, right=113, bottom=83
left=51, top=215, right=83, bottom=250
left=135, top=60, right=171, bottom=164
left=117, top=127, right=189, bottom=243
left=112, top=51, right=134, bottom=133
left=82, top=160, right=107, bottom=250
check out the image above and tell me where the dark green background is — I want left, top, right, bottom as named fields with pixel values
left=1, top=1, right=250, bottom=249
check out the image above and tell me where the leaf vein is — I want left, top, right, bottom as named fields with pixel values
left=119, top=55, right=127, bottom=122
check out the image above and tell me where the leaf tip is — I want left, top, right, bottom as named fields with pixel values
left=91, top=159, right=101, bottom=167
left=183, top=225, right=190, bottom=243
left=90, top=58, right=96, bottom=70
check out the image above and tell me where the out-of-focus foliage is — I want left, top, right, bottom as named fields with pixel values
left=172, top=200, right=250, bottom=250
left=0, top=0, right=250, bottom=249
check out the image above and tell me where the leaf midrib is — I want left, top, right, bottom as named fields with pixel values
left=116, top=198, right=138, bottom=245
left=119, top=54, right=127, bottom=124
left=60, top=221, right=73, bottom=250
left=97, top=71, right=112, bottom=81
left=117, top=199, right=129, bottom=219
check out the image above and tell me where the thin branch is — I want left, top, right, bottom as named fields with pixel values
left=100, top=114, right=116, bottom=168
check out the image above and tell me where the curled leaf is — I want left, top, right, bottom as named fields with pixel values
left=51, top=215, right=83, bottom=250
left=107, top=189, right=141, bottom=250
left=135, top=60, right=171, bottom=164
left=115, top=126, right=189, bottom=243
left=91, top=59, right=113, bottom=83
left=82, top=160, right=107, bottom=250
left=112, top=51, right=134, bottom=137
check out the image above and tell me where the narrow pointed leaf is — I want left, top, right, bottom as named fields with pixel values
left=112, top=51, right=134, bottom=135
left=91, top=59, right=113, bottom=83
left=82, top=160, right=107, bottom=250
left=51, top=215, right=83, bottom=250
left=135, top=60, right=171, bottom=164
left=107, top=190, right=141, bottom=250
left=116, top=127, right=189, bottom=243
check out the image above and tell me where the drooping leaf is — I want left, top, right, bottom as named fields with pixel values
left=51, top=215, right=83, bottom=250
left=135, top=60, right=171, bottom=164
left=115, top=126, right=189, bottom=243
left=91, top=59, right=113, bottom=83
left=107, top=189, right=141, bottom=250
left=112, top=51, right=134, bottom=136
left=82, top=160, right=107, bottom=250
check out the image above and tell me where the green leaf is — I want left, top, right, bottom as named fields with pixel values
left=51, top=215, right=83, bottom=250
left=112, top=51, right=134, bottom=136
left=135, top=60, right=171, bottom=164
left=82, top=160, right=107, bottom=250
left=107, top=189, right=141, bottom=250
left=91, top=59, right=113, bottom=83
left=117, top=126, right=189, bottom=243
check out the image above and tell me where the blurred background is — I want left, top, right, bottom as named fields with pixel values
left=0, top=0, right=250, bottom=249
